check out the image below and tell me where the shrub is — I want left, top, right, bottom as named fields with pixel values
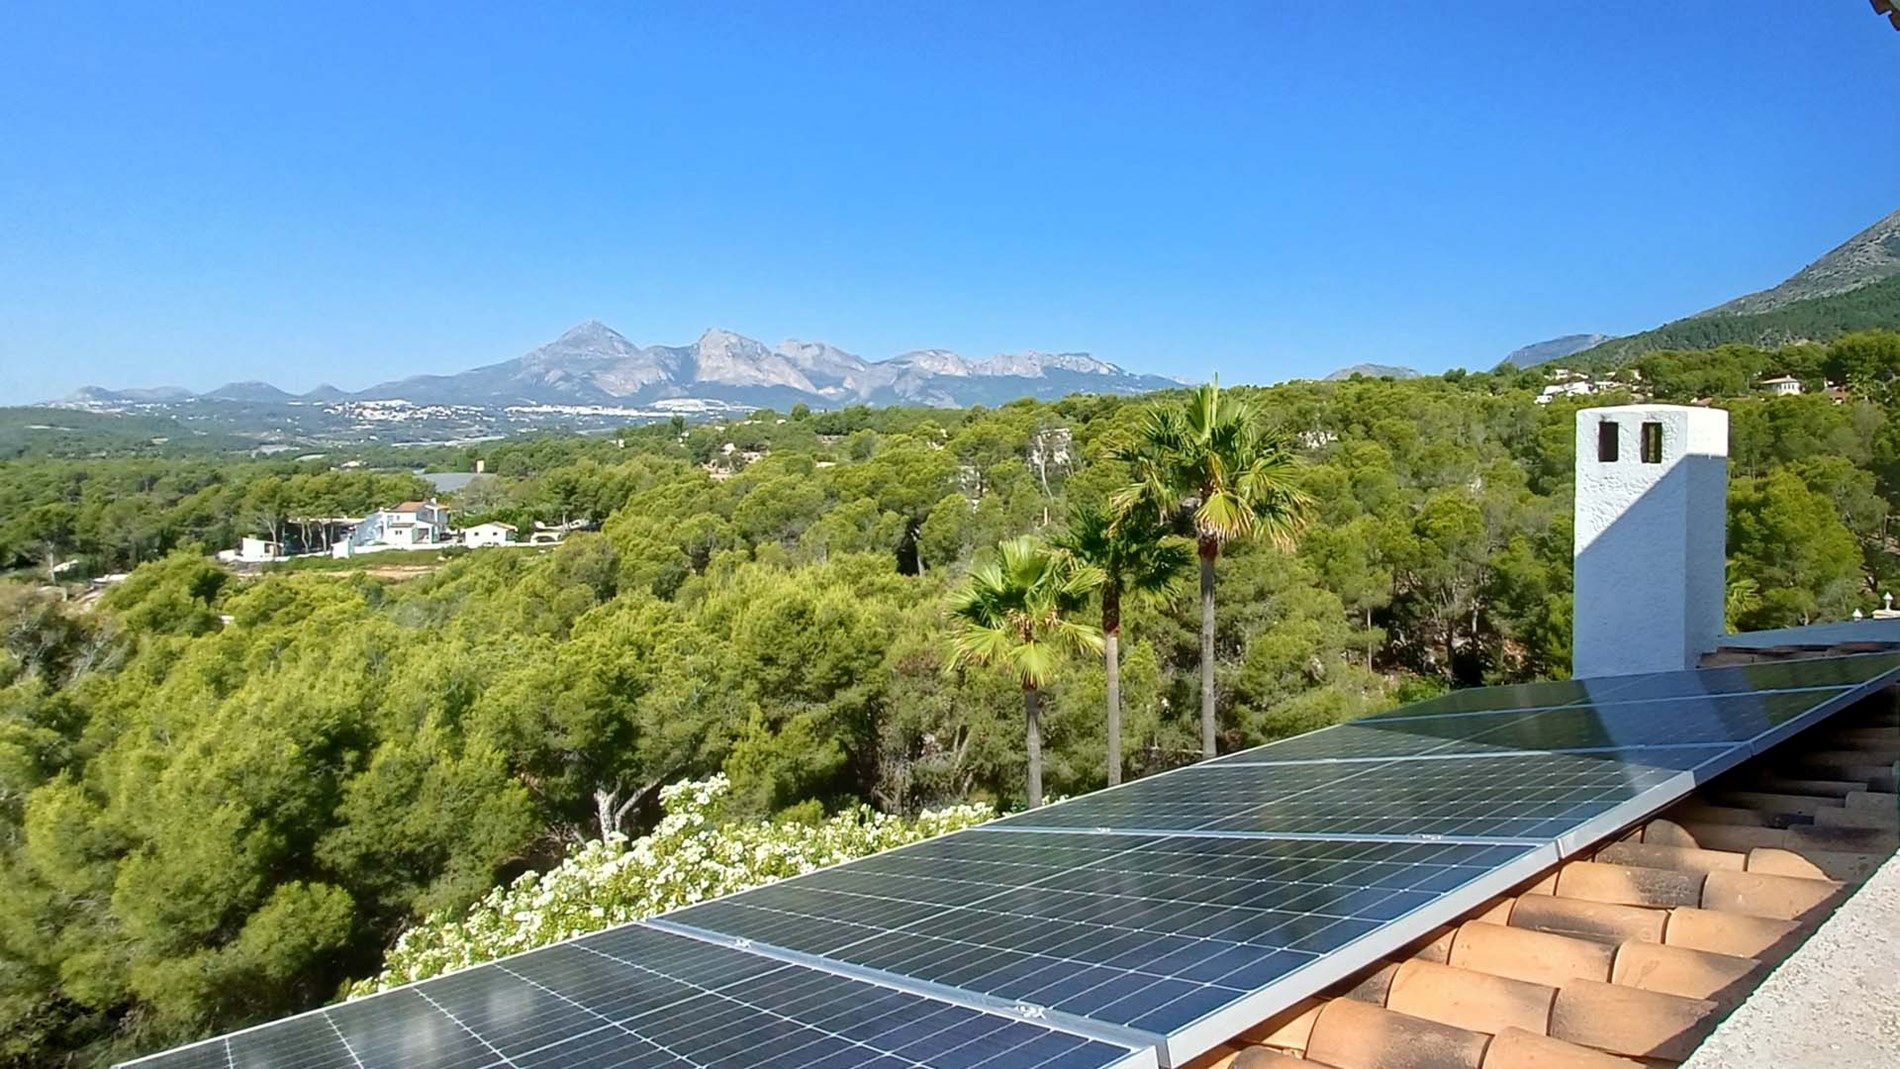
left=348, top=775, right=991, bottom=994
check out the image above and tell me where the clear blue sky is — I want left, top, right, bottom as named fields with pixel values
left=2, top=2, right=1896, bottom=401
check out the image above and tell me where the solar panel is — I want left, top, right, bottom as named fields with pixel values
left=660, top=830, right=1549, bottom=1060
left=1210, top=689, right=1852, bottom=765
left=1355, top=650, right=1900, bottom=723
left=121, top=653, right=1900, bottom=1069
left=1588, top=650, right=1900, bottom=702
left=122, top=923, right=1154, bottom=1069
left=991, top=748, right=1729, bottom=843
left=1355, top=677, right=1605, bottom=720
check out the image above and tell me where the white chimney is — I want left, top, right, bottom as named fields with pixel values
left=1572, top=404, right=1728, bottom=677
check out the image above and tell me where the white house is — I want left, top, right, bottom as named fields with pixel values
left=334, top=500, right=453, bottom=556
left=1536, top=381, right=1597, bottom=405
left=463, top=522, right=517, bottom=548
left=1759, top=375, right=1803, bottom=396
left=238, top=536, right=283, bottom=562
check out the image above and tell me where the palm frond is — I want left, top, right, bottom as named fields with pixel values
left=944, top=535, right=1102, bottom=687
left=1111, top=380, right=1311, bottom=553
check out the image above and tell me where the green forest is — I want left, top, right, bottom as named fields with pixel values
left=2, top=332, right=1899, bottom=1066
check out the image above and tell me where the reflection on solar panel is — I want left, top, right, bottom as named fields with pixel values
left=124, top=923, right=1154, bottom=1069
left=120, top=653, right=1900, bottom=1069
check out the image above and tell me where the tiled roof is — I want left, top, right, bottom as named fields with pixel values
left=1187, top=685, right=1897, bottom=1069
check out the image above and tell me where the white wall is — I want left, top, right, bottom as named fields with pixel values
left=1572, top=404, right=1728, bottom=677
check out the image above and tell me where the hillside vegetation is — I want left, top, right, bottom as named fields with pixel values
left=1, top=333, right=1897, bottom=1066
left=1573, top=273, right=1900, bottom=365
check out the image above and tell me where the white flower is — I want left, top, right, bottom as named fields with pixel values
left=345, top=776, right=993, bottom=996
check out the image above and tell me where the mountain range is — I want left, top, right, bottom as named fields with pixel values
left=65, top=324, right=1182, bottom=411
left=56, top=208, right=1900, bottom=412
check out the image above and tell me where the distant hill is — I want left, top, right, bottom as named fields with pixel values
left=1572, top=208, right=1900, bottom=365
left=58, top=321, right=1182, bottom=411
left=1323, top=363, right=1420, bottom=381
left=202, top=381, right=297, bottom=403
left=63, top=385, right=194, bottom=405
left=1574, top=273, right=1900, bottom=365
left=1499, top=334, right=1611, bottom=369
left=0, top=406, right=240, bottom=458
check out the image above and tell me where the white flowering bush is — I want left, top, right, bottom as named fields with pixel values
left=349, top=775, right=993, bottom=994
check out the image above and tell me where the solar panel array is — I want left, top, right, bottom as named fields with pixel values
left=125, top=652, right=1900, bottom=1069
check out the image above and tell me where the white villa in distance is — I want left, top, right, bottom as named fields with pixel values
left=335, top=500, right=454, bottom=557
left=462, top=521, right=517, bottom=548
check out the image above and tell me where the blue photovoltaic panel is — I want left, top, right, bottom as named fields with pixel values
left=994, top=748, right=1729, bottom=841
left=1586, top=650, right=1900, bottom=703
left=663, top=830, right=1548, bottom=1058
left=1355, top=650, right=1900, bottom=723
left=122, top=923, right=1152, bottom=1069
left=1355, top=678, right=1604, bottom=721
left=1209, top=689, right=1850, bottom=765
left=122, top=654, right=1900, bottom=1069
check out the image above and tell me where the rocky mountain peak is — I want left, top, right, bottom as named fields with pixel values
left=554, top=319, right=626, bottom=345
left=973, top=351, right=1119, bottom=378
left=890, top=349, right=975, bottom=376
left=1699, top=207, right=1900, bottom=317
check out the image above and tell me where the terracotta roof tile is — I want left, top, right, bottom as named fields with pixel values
left=1588, top=842, right=1744, bottom=876
left=1480, top=1027, right=1642, bottom=1069
left=1552, top=861, right=1706, bottom=910
left=1605, top=942, right=1759, bottom=1006
left=1696, top=869, right=1842, bottom=921
left=1507, top=894, right=1667, bottom=945
left=1303, top=999, right=1490, bottom=1069
left=1812, top=804, right=1899, bottom=829
left=1384, top=960, right=1557, bottom=1037
left=1444, top=922, right=1614, bottom=989
left=1545, top=980, right=1716, bottom=1062
left=1740, top=844, right=1884, bottom=882
left=1232, top=1048, right=1325, bottom=1069
left=1659, top=907, right=1802, bottom=960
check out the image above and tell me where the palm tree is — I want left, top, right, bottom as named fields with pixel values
left=1057, top=506, right=1191, bottom=785
left=1112, top=380, right=1309, bottom=760
left=946, top=536, right=1103, bottom=807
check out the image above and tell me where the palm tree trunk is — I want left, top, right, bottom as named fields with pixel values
left=1103, top=586, right=1123, bottom=786
left=1198, top=540, right=1218, bottom=760
left=1104, top=625, right=1122, bottom=786
left=1024, top=684, right=1044, bottom=808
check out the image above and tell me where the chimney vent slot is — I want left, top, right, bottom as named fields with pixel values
left=1597, top=421, right=1619, bottom=463
left=1641, top=422, right=1663, bottom=464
